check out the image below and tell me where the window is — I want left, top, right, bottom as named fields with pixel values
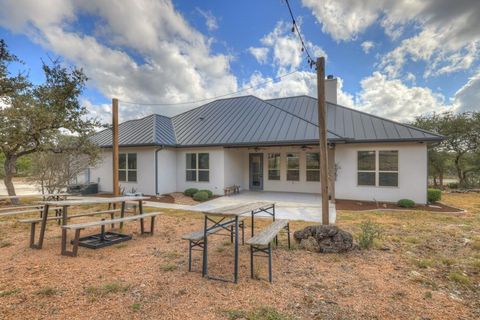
left=186, top=153, right=196, bottom=181
left=186, top=153, right=209, bottom=182
left=119, top=153, right=137, bottom=182
left=357, top=151, right=376, bottom=186
left=379, top=150, right=398, bottom=187
left=286, top=153, right=299, bottom=181
left=306, top=153, right=320, bottom=181
left=357, top=150, right=399, bottom=187
left=198, top=153, right=210, bottom=182
left=268, top=153, right=280, bottom=180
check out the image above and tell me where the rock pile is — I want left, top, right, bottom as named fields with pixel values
left=294, top=225, right=356, bottom=253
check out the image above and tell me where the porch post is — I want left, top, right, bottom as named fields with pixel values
left=328, top=144, right=336, bottom=203
left=316, top=57, right=330, bottom=225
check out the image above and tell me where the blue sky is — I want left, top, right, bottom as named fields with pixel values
left=0, top=0, right=479, bottom=122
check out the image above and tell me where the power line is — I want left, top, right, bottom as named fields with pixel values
left=118, top=69, right=299, bottom=106
left=284, top=0, right=316, bottom=69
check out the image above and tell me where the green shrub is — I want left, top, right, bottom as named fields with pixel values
left=397, top=199, right=415, bottom=208
left=193, top=191, right=209, bottom=202
left=199, top=189, right=213, bottom=198
left=427, top=189, right=442, bottom=203
left=184, top=188, right=198, bottom=197
left=357, top=219, right=382, bottom=250
left=447, top=182, right=459, bottom=189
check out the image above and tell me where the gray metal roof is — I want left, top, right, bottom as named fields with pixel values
left=266, top=95, right=443, bottom=143
left=92, top=95, right=442, bottom=147
left=91, top=114, right=176, bottom=147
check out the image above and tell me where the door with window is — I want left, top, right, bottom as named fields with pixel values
left=249, top=153, right=263, bottom=190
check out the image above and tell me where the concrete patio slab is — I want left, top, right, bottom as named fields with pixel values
left=145, top=191, right=336, bottom=223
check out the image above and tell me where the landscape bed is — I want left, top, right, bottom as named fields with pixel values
left=0, top=193, right=478, bottom=319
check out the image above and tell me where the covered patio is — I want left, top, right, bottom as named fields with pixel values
left=146, top=191, right=336, bottom=223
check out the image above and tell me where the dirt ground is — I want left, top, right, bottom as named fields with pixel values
left=0, top=193, right=479, bottom=319
left=335, top=198, right=463, bottom=212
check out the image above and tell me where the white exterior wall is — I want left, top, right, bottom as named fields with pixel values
left=175, top=147, right=225, bottom=195
left=156, top=148, right=177, bottom=195
left=89, top=147, right=156, bottom=195
left=335, top=142, right=428, bottom=204
left=224, top=149, right=244, bottom=187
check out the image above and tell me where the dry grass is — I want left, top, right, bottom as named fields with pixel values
left=0, top=193, right=478, bottom=319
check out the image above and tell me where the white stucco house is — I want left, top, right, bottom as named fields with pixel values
left=86, top=79, right=442, bottom=204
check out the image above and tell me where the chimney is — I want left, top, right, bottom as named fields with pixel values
left=325, top=75, right=337, bottom=104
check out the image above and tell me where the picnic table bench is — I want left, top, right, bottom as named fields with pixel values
left=30, top=196, right=149, bottom=249
left=61, top=211, right=164, bottom=257
left=246, top=219, right=290, bottom=283
left=182, top=217, right=245, bottom=272
left=200, top=201, right=276, bottom=283
left=19, top=209, right=120, bottom=248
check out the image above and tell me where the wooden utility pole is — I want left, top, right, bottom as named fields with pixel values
left=317, top=57, right=330, bottom=225
left=112, top=98, right=120, bottom=196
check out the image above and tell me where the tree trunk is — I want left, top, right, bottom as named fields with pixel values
left=3, top=154, right=19, bottom=204
left=439, top=172, right=444, bottom=187
left=433, top=176, right=438, bottom=187
left=454, top=156, right=465, bottom=188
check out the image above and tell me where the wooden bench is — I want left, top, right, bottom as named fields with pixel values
left=61, top=211, right=164, bottom=257
left=19, top=209, right=121, bottom=248
left=223, top=185, right=240, bottom=196
left=246, top=219, right=290, bottom=283
left=182, top=218, right=245, bottom=272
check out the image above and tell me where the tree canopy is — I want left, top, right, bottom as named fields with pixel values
left=413, top=111, right=480, bottom=188
left=0, top=39, right=100, bottom=200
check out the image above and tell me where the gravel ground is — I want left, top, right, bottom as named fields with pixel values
left=0, top=193, right=478, bottom=319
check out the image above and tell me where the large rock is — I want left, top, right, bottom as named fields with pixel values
left=294, top=225, right=355, bottom=253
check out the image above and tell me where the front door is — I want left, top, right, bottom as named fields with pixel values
left=249, top=153, right=263, bottom=190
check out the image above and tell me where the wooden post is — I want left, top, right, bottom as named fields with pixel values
left=112, top=98, right=119, bottom=196
left=317, top=57, right=330, bottom=225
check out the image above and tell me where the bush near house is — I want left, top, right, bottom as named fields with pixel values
left=199, top=189, right=213, bottom=198
left=193, top=191, right=209, bottom=202
left=357, top=219, right=382, bottom=250
left=184, top=188, right=199, bottom=197
left=397, top=199, right=415, bottom=208
left=447, top=182, right=459, bottom=189
left=427, top=189, right=442, bottom=203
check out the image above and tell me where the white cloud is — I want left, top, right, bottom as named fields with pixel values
left=453, top=70, right=480, bottom=113
left=248, top=47, right=269, bottom=64
left=196, top=8, right=218, bottom=31
left=302, top=0, right=480, bottom=78
left=301, top=0, right=383, bottom=41
left=361, top=41, right=375, bottom=54
left=259, top=21, right=326, bottom=72
left=355, top=72, right=449, bottom=121
left=0, top=0, right=237, bottom=121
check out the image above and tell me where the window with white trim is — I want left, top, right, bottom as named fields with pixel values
left=186, top=153, right=209, bottom=182
left=119, top=153, right=137, bottom=182
left=286, top=153, right=299, bottom=181
left=268, top=153, right=280, bottom=180
left=357, top=150, right=398, bottom=187
left=379, top=150, right=398, bottom=187
left=306, top=152, right=320, bottom=181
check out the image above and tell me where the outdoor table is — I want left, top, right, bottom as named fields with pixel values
left=201, top=201, right=275, bottom=283
left=31, top=196, right=149, bottom=249
left=0, top=193, right=71, bottom=201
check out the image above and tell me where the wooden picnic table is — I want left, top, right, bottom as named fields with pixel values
left=31, top=196, right=150, bottom=249
left=201, top=201, right=275, bottom=283
left=0, top=193, right=71, bottom=201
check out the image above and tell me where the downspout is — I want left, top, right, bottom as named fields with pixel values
left=155, top=146, right=163, bottom=195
